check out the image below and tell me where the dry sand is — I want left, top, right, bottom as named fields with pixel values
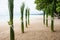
left=0, top=16, right=60, bottom=40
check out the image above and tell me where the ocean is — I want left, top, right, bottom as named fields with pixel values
left=0, top=14, right=43, bottom=22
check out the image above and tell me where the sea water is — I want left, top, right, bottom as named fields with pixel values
left=0, top=14, right=43, bottom=22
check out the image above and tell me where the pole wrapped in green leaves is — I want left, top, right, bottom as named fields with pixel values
left=46, top=6, right=49, bottom=27
left=25, top=8, right=28, bottom=28
left=8, top=0, right=14, bottom=40
left=51, top=8, right=54, bottom=32
left=27, top=8, right=30, bottom=25
left=51, top=0, right=56, bottom=32
left=43, top=9, right=45, bottom=24
left=21, top=3, right=25, bottom=33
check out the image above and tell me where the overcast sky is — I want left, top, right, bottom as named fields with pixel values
left=0, top=0, right=43, bottom=16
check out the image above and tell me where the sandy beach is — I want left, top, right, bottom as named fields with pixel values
left=0, top=15, right=60, bottom=40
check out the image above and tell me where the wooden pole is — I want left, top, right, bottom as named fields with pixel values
left=28, top=8, right=30, bottom=25
left=43, top=10, right=45, bottom=24
left=8, top=0, right=15, bottom=40
left=21, top=3, right=25, bottom=33
left=25, top=8, right=28, bottom=28
left=46, top=6, right=48, bottom=27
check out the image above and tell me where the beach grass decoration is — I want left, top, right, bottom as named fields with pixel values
left=51, top=0, right=55, bottom=32
left=43, top=10, right=45, bottom=24
left=25, top=8, right=30, bottom=28
left=46, top=7, right=48, bottom=27
left=25, top=8, right=28, bottom=28
left=8, top=0, right=15, bottom=40
left=28, top=8, right=30, bottom=25
left=51, top=7, right=54, bottom=32
left=21, top=3, right=25, bottom=33
left=51, top=11, right=54, bottom=32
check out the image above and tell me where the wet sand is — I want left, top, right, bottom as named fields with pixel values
left=0, top=16, right=60, bottom=40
